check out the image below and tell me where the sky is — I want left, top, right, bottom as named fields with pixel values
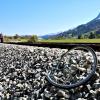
left=0, top=0, right=100, bottom=36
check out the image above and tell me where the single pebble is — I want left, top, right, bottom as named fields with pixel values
left=57, top=90, right=65, bottom=97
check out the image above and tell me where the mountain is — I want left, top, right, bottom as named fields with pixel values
left=40, top=33, right=57, bottom=39
left=49, top=13, right=100, bottom=39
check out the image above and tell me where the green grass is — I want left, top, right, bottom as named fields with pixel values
left=40, top=39, right=100, bottom=43
left=5, top=38, right=100, bottom=43
left=18, top=38, right=29, bottom=42
left=4, top=38, right=29, bottom=43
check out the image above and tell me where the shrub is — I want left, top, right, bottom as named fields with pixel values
left=28, top=35, right=38, bottom=43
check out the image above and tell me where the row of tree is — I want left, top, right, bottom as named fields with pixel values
left=78, top=32, right=100, bottom=39
left=52, top=31, right=100, bottom=40
left=4, top=34, right=38, bottom=43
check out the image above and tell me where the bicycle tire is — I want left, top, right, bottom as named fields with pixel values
left=46, top=46, right=97, bottom=89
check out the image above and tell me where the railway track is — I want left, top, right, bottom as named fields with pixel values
left=4, top=42, right=100, bottom=51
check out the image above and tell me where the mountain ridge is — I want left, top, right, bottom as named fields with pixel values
left=42, top=13, right=100, bottom=39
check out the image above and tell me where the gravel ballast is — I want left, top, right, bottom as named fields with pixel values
left=0, top=43, right=100, bottom=100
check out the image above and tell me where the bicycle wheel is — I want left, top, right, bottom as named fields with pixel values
left=46, top=46, right=97, bottom=89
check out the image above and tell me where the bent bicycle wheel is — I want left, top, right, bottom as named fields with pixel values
left=46, top=46, right=97, bottom=89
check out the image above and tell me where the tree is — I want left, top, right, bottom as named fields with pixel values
left=13, top=34, right=19, bottom=39
left=84, top=35, right=88, bottom=39
left=96, top=33, right=100, bottom=38
left=89, top=32, right=95, bottom=39
left=28, top=35, right=38, bottom=43
left=78, top=34, right=83, bottom=39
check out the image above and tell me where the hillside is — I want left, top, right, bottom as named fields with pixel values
left=42, top=13, right=100, bottom=39
left=55, top=13, right=100, bottom=38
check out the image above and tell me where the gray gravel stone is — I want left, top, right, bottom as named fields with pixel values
left=0, top=43, right=99, bottom=99
left=57, top=90, right=65, bottom=97
left=93, top=83, right=100, bottom=89
left=59, top=98, right=65, bottom=100
left=44, top=92, right=51, bottom=99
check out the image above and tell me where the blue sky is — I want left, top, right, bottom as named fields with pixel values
left=0, top=0, right=100, bottom=36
